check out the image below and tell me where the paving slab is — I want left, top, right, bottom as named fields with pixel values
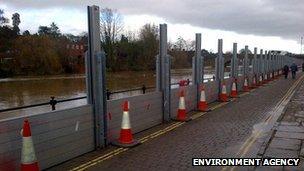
left=300, top=145, right=304, bottom=157
left=295, top=111, right=304, bottom=118
left=280, top=122, right=300, bottom=126
left=275, top=125, right=304, bottom=133
left=268, top=137, right=301, bottom=151
left=275, top=131, right=304, bottom=140
left=264, top=148, right=298, bottom=158
left=255, top=166, right=283, bottom=171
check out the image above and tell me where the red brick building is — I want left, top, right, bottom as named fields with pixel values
left=65, top=42, right=87, bottom=73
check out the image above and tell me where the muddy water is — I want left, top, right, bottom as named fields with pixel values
left=0, top=70, right=219, bottom=119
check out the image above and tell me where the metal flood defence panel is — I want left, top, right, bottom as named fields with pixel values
left=107, top=92, right=163, bottom=141
left=0, top=105, right=94, bottom=170
left=170, top=85, right=197, bottom=118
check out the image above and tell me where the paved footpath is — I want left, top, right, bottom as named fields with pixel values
left=256, top=73, right=304, bottom=171
left=50, top=73, right=304, bottom=171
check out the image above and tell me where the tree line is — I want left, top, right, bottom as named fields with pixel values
left=0, top=9, right=88, bottom=77
left=0, top=8, right=234, bottom=78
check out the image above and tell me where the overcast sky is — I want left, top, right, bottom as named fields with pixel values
left=1, top=0, right=303, bottom=53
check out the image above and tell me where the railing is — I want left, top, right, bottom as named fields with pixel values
left=0, top=78, right=215, bottom=113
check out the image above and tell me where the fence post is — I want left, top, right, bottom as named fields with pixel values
left=87, top=5, right=107, bottom=148
left=269, top=52, right=273, bottom=77
left=244, top=45, right=249, bottom=77
left=274, top=52, right=277, bottom=75
left=231, top=43, right=238, bottom=78
left=157, top=24, right=171, bottom=122
left=216, top=39, right=224, bottom=95
left=259, top=49, right=263, bottom=80
left=261, top=49, right=264, bottom=80
left=253, top=47, right=257, bottom=76
left=264, top=50, right=268, bottom=78
left=193, top=33, right=203, bottom=109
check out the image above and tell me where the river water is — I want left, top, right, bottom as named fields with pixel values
left=0, top=70, right=226, bottom=119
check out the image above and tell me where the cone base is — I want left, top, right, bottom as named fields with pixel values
left=21, top=163, right=39, bottom=171
left=175, top=109, right=191, bottom=122
left=219, top=94, right=228, bottom=102
left=112, top=139, right=141, bottom=148
left=198, top=102, right=210, bottom=112
left=172, top=117, right=192, bottom=122
left=243, top=87, right=250, bottom=92
left=230, top=92, right=239, bottom=98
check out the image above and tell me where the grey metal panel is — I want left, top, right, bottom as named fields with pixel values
left=247, top=73, right=253, bottom=86
left=224, top=78, right=233, bottom=95
left=169, top=85, right=196, bottom=119
left=0, top=105, right=94, bottom=170
left=107, top=92, right=163, bottom=141
left=0, top=120, right=93, bottom=155
left=0, top=106, right=92, bottom=143
left=237, top=76, right=245, bottom=92
left=205, top=81, right=219, bottom=103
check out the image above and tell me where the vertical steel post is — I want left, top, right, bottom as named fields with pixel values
left=259, top=49, right=263, bottom=78
left=231, top=43, right=238, bottom=78
left=274, top=52, right=277, bottom=76
left=244, top=45, right=249, bottom=77
left=158, top=24, right=171, bottom=122
left=194, top=33, right=203, bottom=109
left=253, top=47, right=257, bottom=75
left=270, top=52, right=273, bottom=74
left=261, top=50, right=266, bottom=79
left=216, top=39, right=224, bottom=95
left=193, top=33, right=203, bottom=84
left=87, top=5, right=107, bottom=148
left=264, top=50, right=268, bottom=78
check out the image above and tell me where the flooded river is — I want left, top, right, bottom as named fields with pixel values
left=0, top=70, right=223, bottom=119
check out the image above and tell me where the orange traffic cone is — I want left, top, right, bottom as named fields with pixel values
left=219, top=82, right=228, bottom=102
left=251, top=76, right=257, bottom=88
left=243, top=77, right=250, bottom=92
left=176, top=89, right=191, bottom=121
left=263, top=74, right=268, bottom=84
left=230, top=78, right=238, bottom=98
left=112, top=101, right=140, bottom=147
left=270, top=72, right=273, bottom=81
left=21, top=119, right=39, bottom=171
left=259, top=75, right=263, bottom=86
left=198, top=85, right=210, bottom=112
left=274, top=71, right=278, bottom=79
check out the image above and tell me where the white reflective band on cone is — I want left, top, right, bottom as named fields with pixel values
left=121, top=111, right=131, bottom=129
left=200, top=90, right=206, bottom=101
left=260, top=76, right=263, bottom=81
left=179, top=97, right=185, bottom=109
left=222, top=85, right=227, bottom=94
left=232, top=82, right=236, bottom=90
left=21, top=137, right=37, bottom=164
left=244, top=79, right=248, bottom=86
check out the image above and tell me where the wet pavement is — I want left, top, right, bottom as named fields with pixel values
left=50, top=73, right=303, bottom=171
left=257, top=74, right=304, bottom=171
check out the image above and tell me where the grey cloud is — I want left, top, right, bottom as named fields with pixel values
left=3, top=0, right=304, bottom=41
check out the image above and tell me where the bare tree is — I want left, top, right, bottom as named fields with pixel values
left=100, top=8, right=123, bottom=44
left=100, top=8, right=123, bottom=71
left=0, top=9, right=9, bottom=26
left=12, top=13, right=20, bottom=34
